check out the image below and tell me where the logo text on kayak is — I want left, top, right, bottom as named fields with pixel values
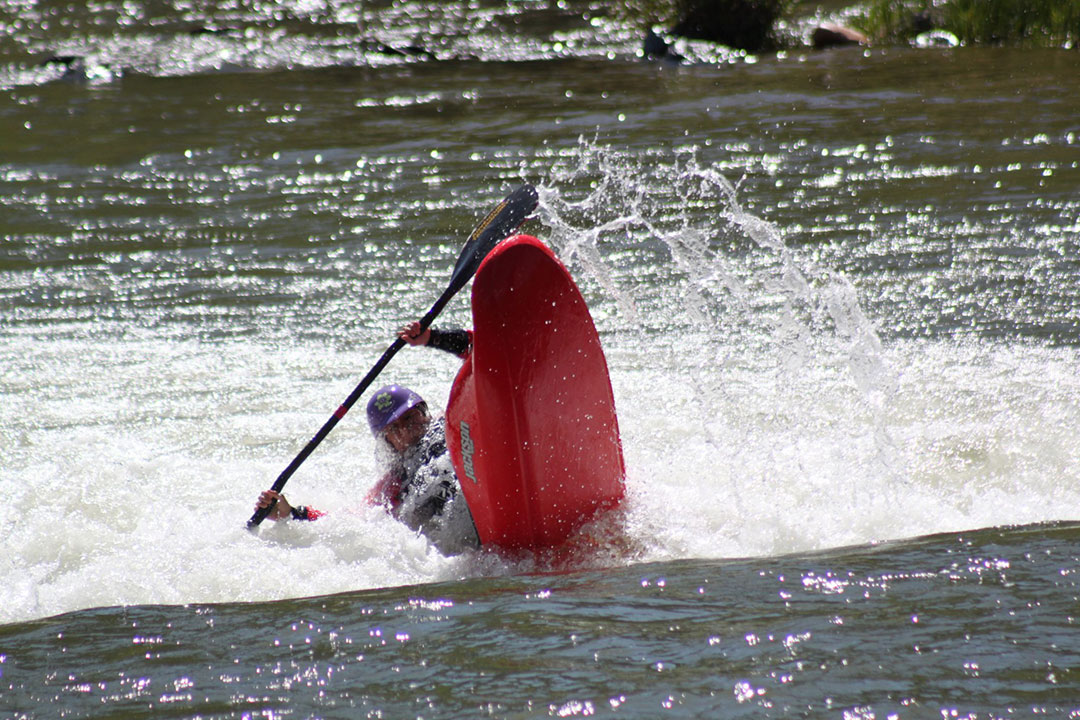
left=460, top=421, right=477, bottom=484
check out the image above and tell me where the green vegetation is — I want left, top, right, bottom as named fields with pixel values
left=852, top=0, right=1080, bottom=47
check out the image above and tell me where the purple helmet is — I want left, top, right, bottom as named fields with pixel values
left=366, top=384, right=425, bottom=435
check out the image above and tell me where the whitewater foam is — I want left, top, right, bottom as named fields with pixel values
left=4, top=147, right=1079, bottom=624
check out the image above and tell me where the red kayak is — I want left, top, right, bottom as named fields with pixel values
left=445, top=234, right=625, bottom=551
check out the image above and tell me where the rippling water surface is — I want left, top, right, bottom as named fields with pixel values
left=2, top=0, right=1079, bottom=717
left=5, top=524, right=1080, bottom=717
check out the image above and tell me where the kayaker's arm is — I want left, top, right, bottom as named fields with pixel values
left=427, top=328, right=471, bottom=357
left=253, top=490, right=324, bottom=521
left=399, top=322, right=472, bottom=358
left=290, top=505, right=324, bottom=521
left=365, top=470, right=404, bottom=510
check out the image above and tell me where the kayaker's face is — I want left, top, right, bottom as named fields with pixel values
left=385, top=405, right=429, bottom=453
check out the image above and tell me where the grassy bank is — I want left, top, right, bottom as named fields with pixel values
left=852, top=0, right=1080, bottom=47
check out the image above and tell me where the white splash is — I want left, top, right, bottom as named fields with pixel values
left=4, top=143, right=1080, bottom=624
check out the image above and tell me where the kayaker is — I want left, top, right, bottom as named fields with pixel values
left=252, top=322, right=480, bottom=555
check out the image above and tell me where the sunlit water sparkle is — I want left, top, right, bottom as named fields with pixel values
left=2, top=1, right=1080, bottom=716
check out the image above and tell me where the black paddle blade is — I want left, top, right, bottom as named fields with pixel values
left=448, top=183, right=539, bottom=294
left=418, top=183, right=539, bottom=329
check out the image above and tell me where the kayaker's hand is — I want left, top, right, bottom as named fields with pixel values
left=255, top=490, right=292, bottom=521
left=399, top=321, right=431, bottom=346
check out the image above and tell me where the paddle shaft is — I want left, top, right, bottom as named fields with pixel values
left=247, top=300, right=446, bottom=528
left=247, top=183, right=538, bottom=529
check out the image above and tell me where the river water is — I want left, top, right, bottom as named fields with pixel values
left=2, top=0, right=1080, bottom=717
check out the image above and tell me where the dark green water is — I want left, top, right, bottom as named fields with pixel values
left=4, top=524, right=1080, bottom=718
left=3, top=1, right=1080, bottom=717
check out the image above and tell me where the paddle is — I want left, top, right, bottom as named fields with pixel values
left=247, top=183, right=539, bottom=529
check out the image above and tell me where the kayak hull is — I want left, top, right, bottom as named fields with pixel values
left=446, top=234, right=625, bottom=551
